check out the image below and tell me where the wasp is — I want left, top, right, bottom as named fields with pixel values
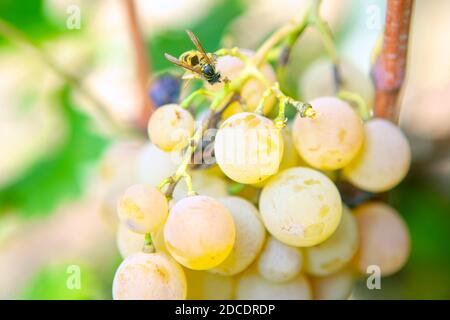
left=165, top=30, right=224, bottom=85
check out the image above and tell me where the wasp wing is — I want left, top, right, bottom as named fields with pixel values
left=186, top=30, right=212, bottom=65
left=164, top=53, right=203, bottom=76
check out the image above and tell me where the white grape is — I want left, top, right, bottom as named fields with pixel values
left=310, top=268, right=354, bottom=300
left=259, top=167, right=342, bottom=247
left=185, top=269, right=235, bottom=300
left=257, top=236, right=303, bottom=283
left=214, top=112, right=284, bottom=184
left=117, top=184, right=168, bottom=234
left=352, top=202, right=410, bottom=276
left=343, top=118, right=411, bottom=192
left=112, top=252, right=187, bottom=300
left=116, top=223, right=145, bottom=258
left=292, top=97, right=364, bottom=170
left=211, top=196, right=266, bottom=276
left=236, top=268, right=311, bottom=300
left=147, top=104, right=195, bottom=152
left=303, top=206, right=359, bottom=276
left=135, top=143, right=180, bottom=186
left=164, top=195, right=236, bottom=270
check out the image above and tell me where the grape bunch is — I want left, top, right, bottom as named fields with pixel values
left=108, top=18, right=412, bottom=301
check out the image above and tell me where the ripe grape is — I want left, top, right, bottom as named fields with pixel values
left=164, top=195, right=236, bottom=270
left=136, top=143, right=180, bottom=186
left=117, top=184, right=168, bottom=234
left=257, top=236, right=303, bottom=283
left=148, top=74, right=180, bottom=107
left=236, top=268, right=311, bottom=300
left=252, top=127, right=299, bottom=188
left=303, top=206, right=359, bottom=276
left=211, top=197, right=266, bottom=276
left=185, top=269, right=235, bottom=300
left=214, top=112, right=284, bottom=184
left=207, top=49, right=277, bottom=114
left=147, top=104, right=195, bottom=152
left=292, top=97, right=364, bottom=170
left=112, top=252, right=186, bottom=300
left=299, top=58, right=374, bottom=107
left=116, top=223, right=145, bottom=258
left=172, top=170, right=228, bottom=202
left=352, top=202, right=410, bottom=276
left=259, top=167, right=342, bottom=247
left=310, top=268, right=354, bottom=300
left=343, top=118, right=411, bottom=192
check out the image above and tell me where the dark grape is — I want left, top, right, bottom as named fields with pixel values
left=149, top=75, right=181, bottom=107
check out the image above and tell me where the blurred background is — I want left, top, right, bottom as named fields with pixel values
left=0, top=0, right=449, bottom=299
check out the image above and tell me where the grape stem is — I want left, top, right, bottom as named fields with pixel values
left=372, top=0, right=414, bottom=123
left=143, top=233, right=155, bottom=253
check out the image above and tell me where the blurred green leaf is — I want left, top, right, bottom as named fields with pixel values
left=0, top=0, right=60, bottom=43
left=0, top=87, right=109, bottom=216
left=21, top=262, right=103, bottom=300
left=148, top=0, right=244, bottom=71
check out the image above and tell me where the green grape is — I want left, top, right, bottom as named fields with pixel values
left=112, top=252, right=187, bottom=300
left=343, top=118, right=411, bottom=192
left=164, top=195, right=236, bottom=270
left=257, top=236, right=303, bottom=283
left=259, top=167, right=342, bottom=247
left=147, top=104, right=195, bottom=152
left=214, top=112, right=284, bottom=184
left=211, top=196, right=266, bottom=276
left=117, top=184, right=168, bottom=234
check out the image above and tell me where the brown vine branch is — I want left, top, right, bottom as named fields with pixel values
left=373, top=0, right=414, bottom=123
left=123, top=0, right=155, bottom=130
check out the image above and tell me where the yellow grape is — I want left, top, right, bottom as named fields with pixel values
left=292, top=97, right=364, bottom=170
left=259, top=167, right=342, bottom=247
left=185, top=269, right=235, bottom=300
left=352, top=202, right=410, bottom=276
left=172, top=170, right=228, bottom=202
left=164, top=195, right=236, bottom=270
left=310, top=268, right=354, bottom=300
left=206, top=49, right=276, bottom=114
left=117, top=184, right=168, bottom=234
left=113, top=252, right=186, bottom=300
left=299, top=58, right=374, bottom=107
left=343, top=118, right=411, bottom=192
left=116, top=223, right=145, bottom=258
left=236, top=267, right=311, bottom=300
left=147, top=104, right=195, bottom=152
left=214, top=112, right=284, bottom=184
left=136, top=143, right=180, bottom=186
left=303, top=206, right=359, bottom=276
left=211, top=197, right=266, bottom=276
left=257, top=236, right=303, bottom=283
